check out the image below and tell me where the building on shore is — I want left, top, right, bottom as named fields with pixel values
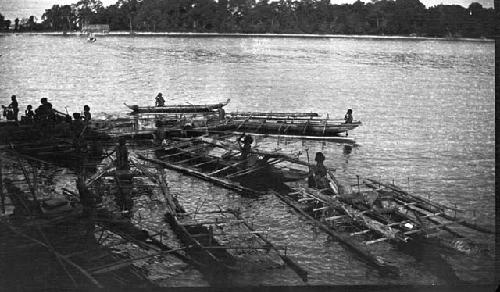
left=81, top=24, right=109, bottom=34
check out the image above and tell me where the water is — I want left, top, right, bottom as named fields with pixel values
left=0, top=34, right=495, bottom=285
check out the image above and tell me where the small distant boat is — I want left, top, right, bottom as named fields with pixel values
left=87, top=33, right=97, bottom=42
left=125, top=98, right=230, bottom=114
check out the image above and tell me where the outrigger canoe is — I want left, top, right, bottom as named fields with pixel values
left=125, top=98, right=230, bottom=114
left=137, top=135, right=493, bottom=278
left=211, top=118, right=362, bottom=137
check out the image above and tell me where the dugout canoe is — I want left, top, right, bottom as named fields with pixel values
left=125, top=99, right=230, bottom=114
left=210, top=118, right=361, bottom=137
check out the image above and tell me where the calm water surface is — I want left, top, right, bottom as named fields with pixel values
left=0, top=34, right=495, bottom=286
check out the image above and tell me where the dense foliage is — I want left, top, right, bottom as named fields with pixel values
left=1, top=0, right=496, bottom=38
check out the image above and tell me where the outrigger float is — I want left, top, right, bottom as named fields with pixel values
left=136, top=135, right=493, bottom=277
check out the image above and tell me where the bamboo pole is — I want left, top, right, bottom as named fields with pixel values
left=0, top=158, right=4, bottom=214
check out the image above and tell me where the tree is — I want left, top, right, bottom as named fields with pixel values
left=117, top=0, right=141, bottom=32
left=76, top=0, right=104, bottom=27
left=391, top=0, right=425, bottom=34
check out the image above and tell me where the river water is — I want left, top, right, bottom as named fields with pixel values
left=0, top=34, right=495, bottom=286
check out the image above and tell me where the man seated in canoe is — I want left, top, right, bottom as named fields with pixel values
left=23, top=105, right=35, bottom=123
left=237, top=133, right=253, bottom=159
left=155, top=92, right=165, bottom=107
left=308, top=152, right=330, bottom=190
left=344, top=109, right=353, bottom=124
left=34, top=98, right=53, bottom=121
left=83, top=105, right=91, bottom=122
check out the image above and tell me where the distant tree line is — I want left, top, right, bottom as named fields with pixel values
left=0, top=0, right=496, bottom=38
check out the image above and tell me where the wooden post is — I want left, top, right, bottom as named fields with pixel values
left=0, top=158, right=4, bottom=214
left=356, top=175, right=360, bottom=193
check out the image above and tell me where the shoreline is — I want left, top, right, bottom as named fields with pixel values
left=0, top=31, right=493, bottom=42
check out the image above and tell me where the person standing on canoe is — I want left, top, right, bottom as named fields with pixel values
left=8, top=95, right=19, bottom=121
left=238, top=133, right=253, bottom=159
left=155, top=92, right=165, bottom=107
left=344, top=109, right=353, bottom=124
left=83, top=105, right=91, bottom=122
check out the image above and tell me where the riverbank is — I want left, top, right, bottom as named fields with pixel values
left=0, top=31, right=494, bottom=42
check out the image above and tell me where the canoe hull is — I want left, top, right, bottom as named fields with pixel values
left=126, top=99, right=230, bottom=114
left=210, top=120, right=361, bottom=136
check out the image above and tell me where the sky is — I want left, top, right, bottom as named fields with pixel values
left=0, top=0, right=494, bottom=21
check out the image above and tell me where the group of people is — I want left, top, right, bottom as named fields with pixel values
left=2, top=95, right=92, bottom=123
left=235, top=131, right=332, bottom=193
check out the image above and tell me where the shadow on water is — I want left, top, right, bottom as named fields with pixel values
left=397, top=236, right=465, bottom=284
left=343, top=145, right=353, bottom=156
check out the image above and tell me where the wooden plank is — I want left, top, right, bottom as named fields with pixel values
left=313, top=206, right=330, bottom=212
left=176, top=155, right=207, bottom=164
left=325, top=215, right=346, bottom=221
left=350, top=230, right=371, bottom=236
left=208, top=160, right=247, bottom=175
left=298, top=197, right=317, bottom=203
left=225, top=159, right=280, bottom=179
left=192, top=158, right=220, bottom=168
left=159, top=152, right=188, bottom=159
left=364, top=237, right=390, bottom=245
left=137, top=154, right=263, bottom=198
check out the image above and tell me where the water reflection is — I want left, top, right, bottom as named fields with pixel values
left=343, top=145, right=353, bottom=156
